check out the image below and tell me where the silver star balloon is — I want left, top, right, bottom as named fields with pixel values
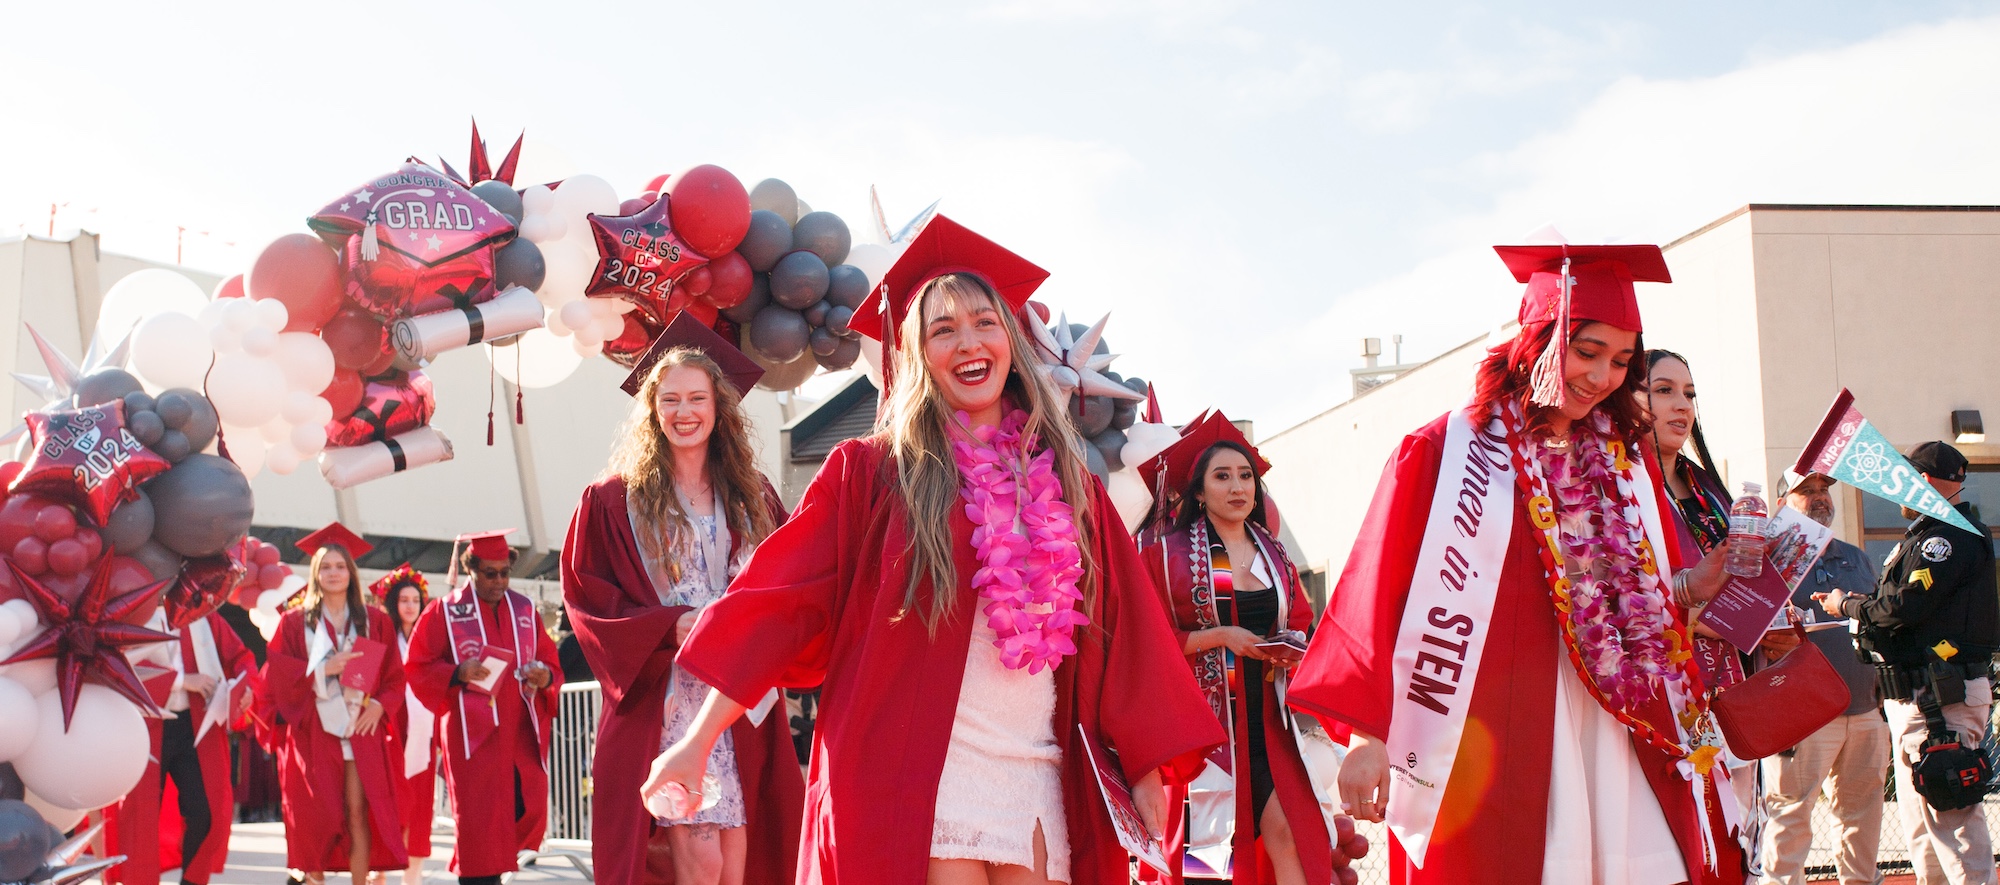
left=1, top=323, right=133, bottom=445
left=1027, top=312, right=1145, bottom=404
left=869, top=186, right=940, bottom=246
left=0, top=817, right=126, bottom=885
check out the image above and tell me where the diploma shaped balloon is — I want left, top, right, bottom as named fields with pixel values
left=324, top=370, right=438, bottom=448
left=585, top=196, right=710, bottom=322
left=11, top=402, right=170, bottom=527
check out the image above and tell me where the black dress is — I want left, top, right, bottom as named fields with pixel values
left=1214, top=542, right=1280, bottom=827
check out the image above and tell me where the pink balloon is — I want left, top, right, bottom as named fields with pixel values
left=247, top=234, right=344, bottom=332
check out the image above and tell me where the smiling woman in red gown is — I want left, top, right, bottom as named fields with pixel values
left=641, top=216, right=1222, bottom=885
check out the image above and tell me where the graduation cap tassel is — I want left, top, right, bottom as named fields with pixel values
left=361, top=211, right=381, bottom=261
left=1526, top=255, right=1572, bottom=409
left=486, top=360, right=497, bottom=446
left=515, top=345, right=525, bottom=424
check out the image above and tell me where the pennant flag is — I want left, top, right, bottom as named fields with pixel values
left=1793, top=388, right=1977, bottom=534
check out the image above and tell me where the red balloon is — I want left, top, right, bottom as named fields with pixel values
left=258, top=563, right=289, bottom=590
left=601, top=313, right=660, bottom=369
left=12, top=402, right=171, bottom=527
left=0, top=494, right=60, bottom=551
left=585, top=196, right=710, bottom=322
left=663, top=165, right=751, bottom=258
left=645, top=173, right=671, bottom=194
left=45, top=539, right=87, bottom=576
left=345, top=231, right=500, bottom=320
left=359, top=348, right=397, bottom=377
left=105, top=556, right=153, bottom=595
left=1027, top=300, right=1051, bottom=324
left=214, top=274, right=245, bottom=300
left=618, top=196, right=652, bottom=215
left=322, top=368, right=366, bottom=419
left=702, top=252, right=754, bottom=309
left=11, top=537, right=47, bottom=574
left=252, top=541, right=281, bottom=567
left=247, top=234, right=344, bottom=332
left=681, top=265, right=713, bottom=297
left=167, top=553, right=244, bottom=629
left=31, top=504, right=75, bottom=543
left=4, top=556, right=173, bottom=726
left=324, top=370, right=436, bottom=448
left=0, top=462, right=23, bottom=490
left=322, top=308, right=389, bottom=371
left=75, top=526, right=101, bottom=565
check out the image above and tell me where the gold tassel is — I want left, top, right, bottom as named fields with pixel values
left=361, top=212, right=381, bottom=261
left=1526, top=255, right=1571, bottom=409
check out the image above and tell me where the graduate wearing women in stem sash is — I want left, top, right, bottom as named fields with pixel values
left=642, top=216, right=1223, bottom=885
left=1288, top=243, right=1744, bottom=885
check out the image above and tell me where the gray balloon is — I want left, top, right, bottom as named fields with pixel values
left=178, top=395, right=219, bottom=453
left=1083, top=440, right=1109, bottom=485
left=1078, top=395, right=1114, bottom=437
left=809, top=326, right=840, bottom=357
left=74, top=368, right=143, bottom=408
left=1093, top=427, right=1128, bottom=473
left=494, top=238, right=546, bottom=291
left=0, top=799, right=51, bottom=881
left=121, top=391, right=157, bottom=417
left=145, top=454, right=254, bottom=558
left=803, top=300, right=831, bottom=328
left=722, top=274, right=771, bottom=324
left=1111, top=398, right=1137, bottom=431
left=791, top=212, right=851, bottom=268
left=153, top=428, right=192, bottom=463
left=748, top=179, right=800, bottom=225
left=737, top=211, right=794, bottom=273
left=128, top=409, right=165, bottom=447
left=1122, top=376, right=1148, bottom=396
left=824, top=305, right=855, bottom=336
left=826, top=265, right=870, bottom=310
left=0, top=763, right=20, bottom=801
left=813, top=335, right=860, bottom=372
left=155, top=389, right=199, bottom=429
left=757, top=350, right=819, bottom=392
left=769, top=251, right=830, bottom=310
left=131, top=539, right=184, bottom=582
left=105, top=490, right=156, bottom=555
left=747, top=306, right=811, bottom=364
left=470, top=180, right=524, bottom=223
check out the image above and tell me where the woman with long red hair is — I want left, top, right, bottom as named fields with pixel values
left=1288, top=243, right=1742, bottom=885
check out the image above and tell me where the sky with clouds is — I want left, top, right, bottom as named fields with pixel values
left=4, top=1, right=1997, bottom=433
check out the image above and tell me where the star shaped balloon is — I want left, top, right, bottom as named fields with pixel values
left=11, top=401, right=170, bottom=526
left=1, top=324, right=134, bottom=447
left=585, top=195, right=710, bottom=322
left=1027, top=313, right=1146, bottom=404
left=438, top=119, right=524, bottom=187
left=1, top=556, right=172, bottom=728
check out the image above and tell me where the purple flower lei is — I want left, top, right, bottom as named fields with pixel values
left=950, top=409, right=1090, bottom=673
left=1534, top=411, right=1679, bottom=711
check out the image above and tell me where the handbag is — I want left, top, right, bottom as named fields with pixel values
left=1710, top=615, right=1849, bottom=760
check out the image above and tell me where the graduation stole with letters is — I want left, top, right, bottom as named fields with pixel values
left=443, top=582, right=540, bottom=758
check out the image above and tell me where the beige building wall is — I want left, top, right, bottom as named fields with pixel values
left=1263, top=205, right=2000, bottom=584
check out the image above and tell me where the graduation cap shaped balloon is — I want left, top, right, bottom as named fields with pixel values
left=620, top=311, right=765, bottom=397
left=296, top=521, right=375, bottom=560
left=851, top=215, right=1049, bottom=394
left=1492, top=242, right=1670, bottom=409
left=309, top=160, right=516, bottom=265
left=1137, top=409, right=1270, bottom=497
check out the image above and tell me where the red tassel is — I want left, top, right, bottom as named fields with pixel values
left=515, top=389, right=524, bottom=425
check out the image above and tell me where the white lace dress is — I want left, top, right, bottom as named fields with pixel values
left=929, top=615, right=1070, bottom=881
left=630, top=502, right=746, bottom=828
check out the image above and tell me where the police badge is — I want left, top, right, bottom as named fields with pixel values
left=1921, top=536, right=1953, bottom=563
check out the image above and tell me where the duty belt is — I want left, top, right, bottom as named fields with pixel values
left=1878, top=660, right=1995, bottom=702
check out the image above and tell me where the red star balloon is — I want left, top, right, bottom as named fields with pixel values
left=437, top=119, right=524, bottom=187
left=325, top=369, right=437, bottom=448
left=307, top=160, right=517, bottom=319
left=165, top=552, right=245, bottom=630
left=11, top=401, right=170, bottom=527
left=586, top=195, right=710, bottom=322
left=2, top=556, right=172, bottom=728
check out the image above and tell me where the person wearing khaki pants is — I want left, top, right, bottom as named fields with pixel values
left=1761, top=473, right=1889, bottom=885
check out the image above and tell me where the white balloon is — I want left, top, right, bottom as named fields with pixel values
left=0, top=600, right=36, bottom=636
left=15, top=684, right=150, bottom=810
left=519, top=215, right=564, bottom=244
left=228, top=430, right=267, bottom=478
left=221, top=297, right=261, bottom=334
left=571, top=325, right=605, bottom=349
left=520, top=184, right=556, bottom=218
left=543, top=306, right=573, bottom=338
left=858, top=332, right=885, bottom=392
left=23, top=791, right=85, bottom=832
left=97, top=269, right=208, bottom=342
left=490, top=329, right=583, bottom=389
left=267, top=442, right=302, bottom=475
left=250, top=588, right=288, bottom=639
left=558, top=299, right=595, bottom=333
left=0, top=676, right=38, bottom=762
left=844, top=243, right=895, bottom=286
left=208, top=324, right=243, bottom=355
left=1121, top=422, right=1180, bottom=467
left=240, top=325, right=280, bottom=358
left=0, top=660, right=54, bottom=696
left=0, top=607, right=19, bottom=651
left=280, top=390, right=323, bottom=425
left=552, top=174, right=621, bottom=221
left=1104, top=469, right=1156, bottom=536
left=258, top=416, right=292, bottom=444
left=252, top=297, right=290, bottom=332
left=130, top=312, right=214, bottom=391
left=290, top=422, right=328, bottom=456
left=273, top=332, right=336, bottom=394
left=206, top=352, right=287, bottom=427
left=571, top=336, right=604, bottom=359
left=610, top=298, right=638, bottom=314
left=537, top=236, right=594, bottom=305
left=196, top=298, right=232, bottom=329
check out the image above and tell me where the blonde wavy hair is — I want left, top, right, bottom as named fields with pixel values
left=605, top=347, right=775, bottom=583
left=877, top=273, right=1099, bottom=634
left=301, top=544, right=368, bottom=640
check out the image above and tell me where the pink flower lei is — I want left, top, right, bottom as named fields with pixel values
left=1532, top=411, right=1679, bottom=710
left=951, top=409, right=1090, bottom=674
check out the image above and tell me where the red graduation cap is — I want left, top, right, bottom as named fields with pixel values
left=457, top=529, right=516, bottom=562
left=851, top=215, right=1049, bottom=393
left=620, top=311, right=765, bottom=397
left=296, top=522, right=374, bottom=560
left=1493, top=243, right=1670, bottom=408
left=1137, top=410, right=1270, bottom=496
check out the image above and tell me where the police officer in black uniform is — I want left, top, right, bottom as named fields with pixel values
left=1817, top=440, right=1997, bottom=884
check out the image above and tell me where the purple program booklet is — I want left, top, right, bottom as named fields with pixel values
left=1698, top=505, right=1833, bottom=651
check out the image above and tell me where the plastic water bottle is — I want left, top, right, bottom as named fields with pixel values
left=1725, top=482, right=1768, bottom=578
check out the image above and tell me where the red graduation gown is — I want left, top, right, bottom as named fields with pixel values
left=107, top=614, right=256, bottom=885
left=404, top=588, right=561, bottom=878
left=263, top=606, right=410, bottom=873
left=677, top=436, right=1226, bottom=885
left=558, top=474, right=804, bottom=885
left=1141, top=523, right=1332, bottom=885
left=1285, top=413, right=1743, bottom=885
left=391, top=628, right=440, bottom=860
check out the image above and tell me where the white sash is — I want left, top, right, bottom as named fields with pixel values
left=400, top=631, right=437, bottom=777
left=1383, top=408, right=1517, bottom=867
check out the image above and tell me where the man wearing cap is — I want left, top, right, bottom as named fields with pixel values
left=1817, top=441, right=1997, bottom=885
left=405, top=531, right=562, bottom=885
left=1759, top=471, right=1885, bottom=885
